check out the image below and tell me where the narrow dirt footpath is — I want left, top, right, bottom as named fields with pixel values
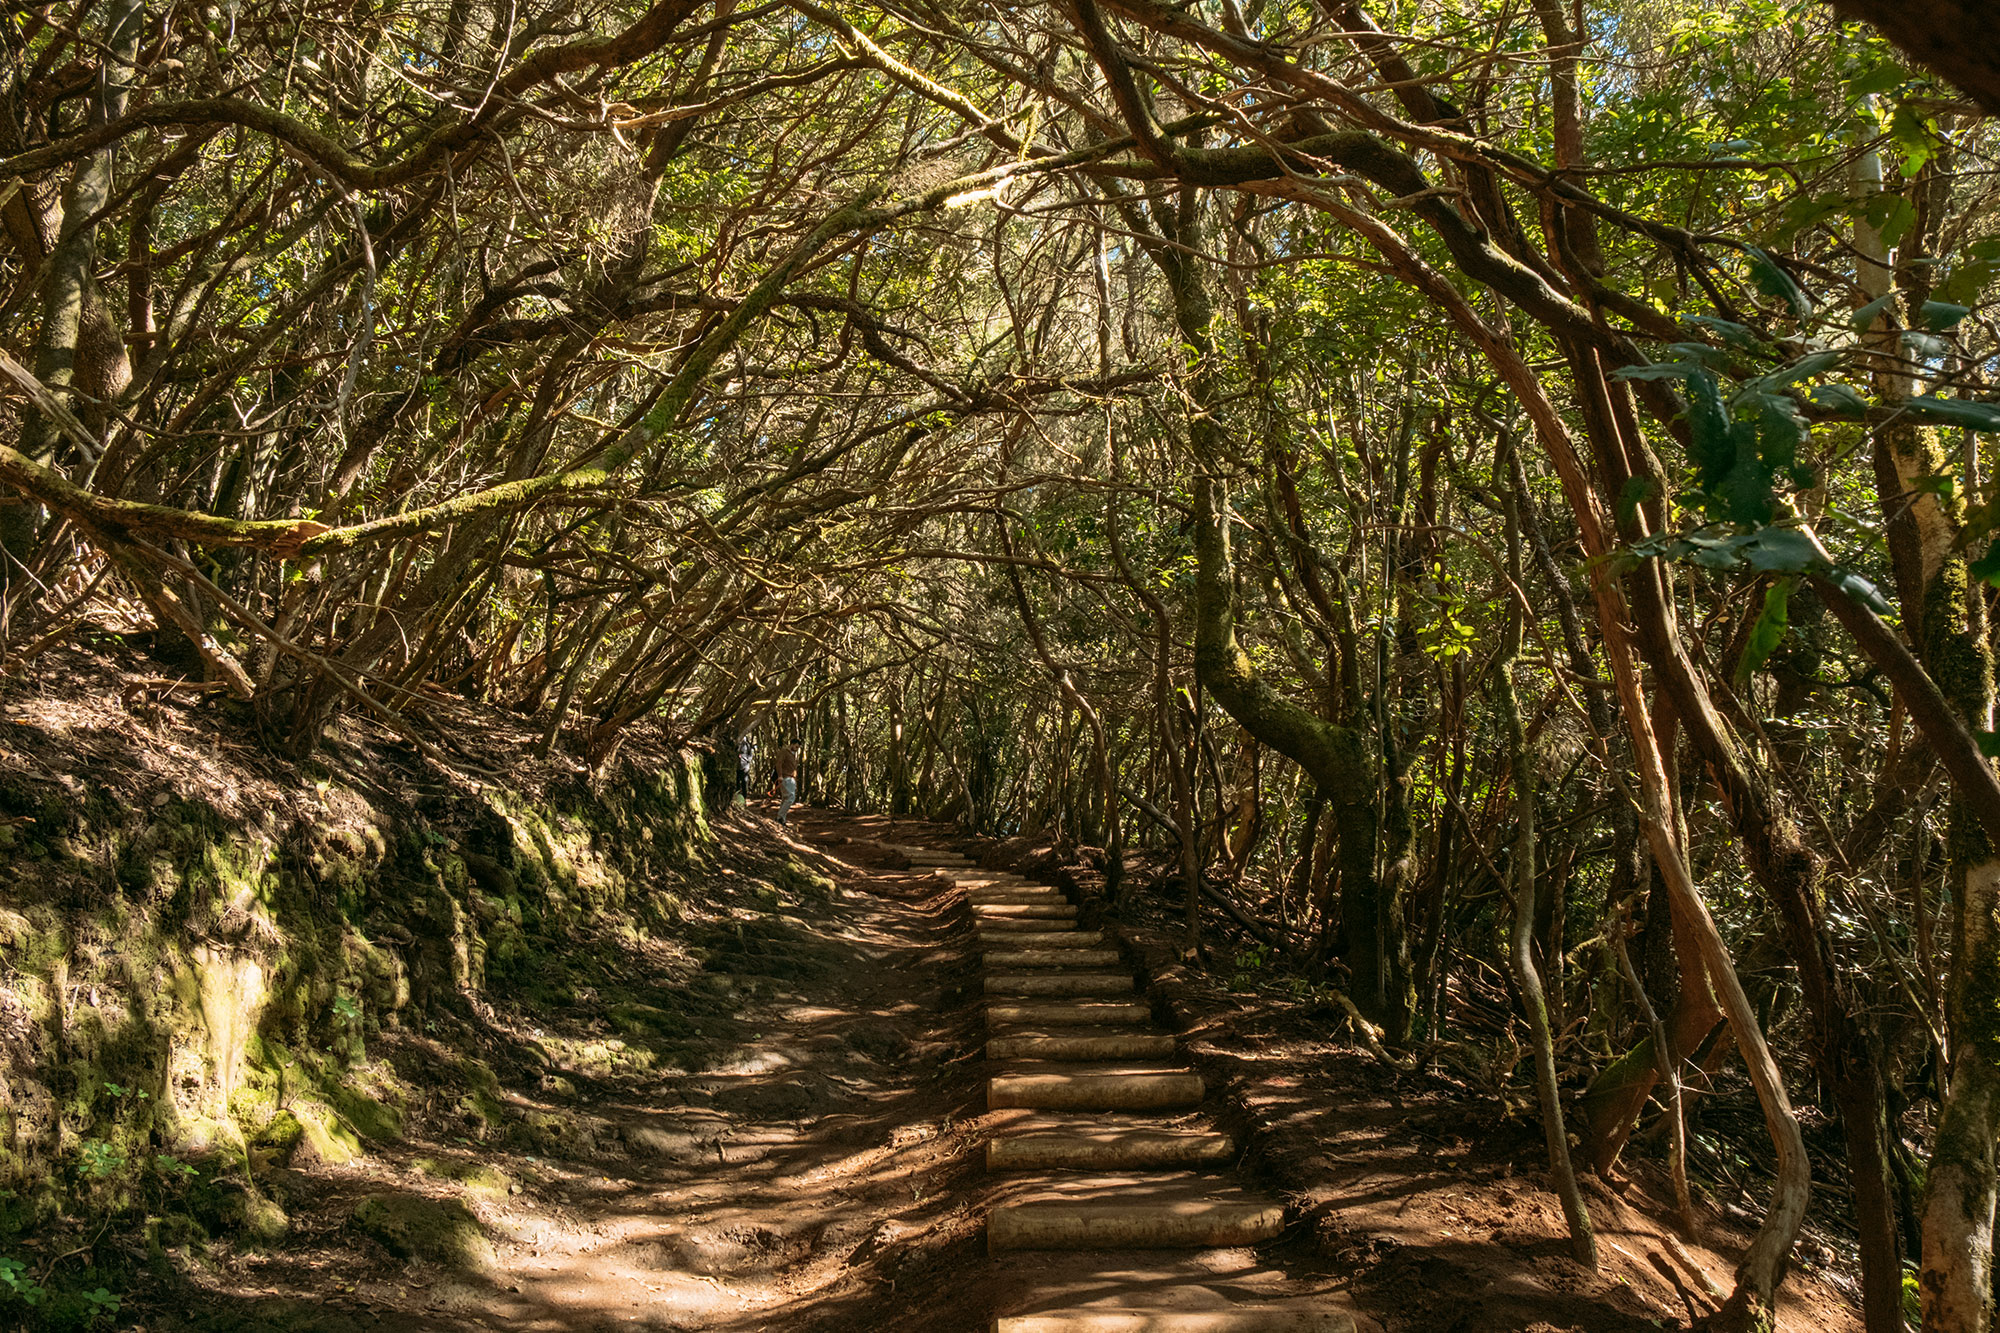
left=460, top=814, right=985, bottom=1332
left=153, top=810, right=993, bottom=1333
left=154, top=810, right=1362, bottom=1332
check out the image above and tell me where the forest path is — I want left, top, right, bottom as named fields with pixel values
left=156, top=808, right=1359, bottom=1332
left=915, top=843, right=1355, bottom=1333
left=154, top=808, right=988, bottom=1333
left=446, top=810, right=986, bottom=1332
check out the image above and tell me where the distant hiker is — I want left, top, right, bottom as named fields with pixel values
left=736, top=733, right=755, bottom=803
left=775, top=738, right=800, bottom=827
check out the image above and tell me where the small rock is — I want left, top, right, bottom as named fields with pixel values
left=352, top=1193, right=497, bottom=1272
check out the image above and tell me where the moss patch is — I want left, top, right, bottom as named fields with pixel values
left=412, top=1156, right=515, bottom=1200
left=0, top=724, right=714, bottom=1247
left=351, top=1193, right=495, bottom=1270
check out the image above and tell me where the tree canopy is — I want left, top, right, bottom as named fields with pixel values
left=6, top=0, right=2000, bottom=1327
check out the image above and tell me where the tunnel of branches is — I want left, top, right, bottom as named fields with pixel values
left=7, top=0, right=2000, bottom=1327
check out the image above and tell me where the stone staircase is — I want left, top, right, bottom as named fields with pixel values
left=886, top=843, right=1354, bottom=1333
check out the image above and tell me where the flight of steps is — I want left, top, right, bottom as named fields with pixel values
left=888, top=842, right=1354, bottom=1333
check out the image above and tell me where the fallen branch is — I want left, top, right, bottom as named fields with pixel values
left=1322, top=983, right=1419, bottom=1070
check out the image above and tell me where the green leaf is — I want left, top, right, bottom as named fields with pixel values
left=1743, top=350, right=1842, bottom=396
left=1736, top=576, right=1797, bottom=686
left=1851, top=293, right=1897, bottom=332
left=1864, top=193, right=1917, bottom=247
left=1903, top=330, right=1951, bottom=359
left=1922, top=301, right=1972, bottom=331
left=1743, top=528, right=1820, bottom=572
left=1664, top=341, right=1735, bottom=368
left=1810, top=383, right=1870, bottom=417
left=1720, top=444, right=1775, bottom=525
left=1617, top=475, right=1659, bottom=526
left=1970, top=537, right=2000, bottom=589
left=1974, top=730, right=2000, bottom=760
left=1668, top=533, right=1753, bottom=569
left=1934, top=261, right=1997, bottom=307
left=1684, top=314, right=1763, bottom=347
left=1890, top=104, right=1937, bottom=175
left=1744, top=247, right=1813, bottom=318
left=1755, top=394, right=1805, bottom=472
left=1685, top=367, right=1734, bottom=484
left=1904, top=397, right=2000, bottom=430
left=1847, top=62, right=1908, bottom=98
left=1831, top=567, right=1895, bottom=615
left=1614, top=360, right=1705, bottom=382
left=1771, top=192, right=1852, bottom=246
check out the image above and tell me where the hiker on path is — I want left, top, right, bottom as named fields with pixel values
left=737, top=733, right=755, bottom=803
left=774, top=738, right=800, bottom=827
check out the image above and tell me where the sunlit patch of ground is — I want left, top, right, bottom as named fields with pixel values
left=143, top=808, right=994, bottom=1333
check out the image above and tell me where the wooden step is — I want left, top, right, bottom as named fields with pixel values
left=983, top=949, right=1121, bottom=969
left=989, top=1070, right=1203, bottom=1111
left=994, top=1312, right=1352, bottom=1333
left=977, top=930, right=1104, bottom=948
left=986, top=1127, right=1232, bottom=1171
left=973, top=903, right=1078, bottom=919
left=987, top=1197, right=1283, bottom=1250
left=969, top=890, right=1070, bottom=903
left=901, top=850, right=972, bottom=864
left=986, top=1033, right=1175, bottom=1061
left=986, top=973, right=1134, bottom=997
left=988, top=1002, right=1150, bottom=1026
left=978, top=918, right=1082, bottom=935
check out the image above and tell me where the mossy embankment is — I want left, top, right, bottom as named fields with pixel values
left=0, top=647, right=848, bottom=1328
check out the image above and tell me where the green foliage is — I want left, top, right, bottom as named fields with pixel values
left=0, top=1256, right=46, bottom=1308
left=74, top=1142, right=124, bottom=1182
left=1737, top=577, right=1798, bottom=685
left=153, top=1155, right=198, bottom=1181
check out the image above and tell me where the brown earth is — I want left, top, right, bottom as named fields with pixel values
left=1098, top=883, right=1869, bottom=1333
left=128, top=810, right=1004, bottom=1333
left=0, top=647, right=1869, bottom=1332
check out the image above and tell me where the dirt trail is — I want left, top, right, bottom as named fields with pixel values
left=462, top=815, right=976, bottom=1331
left=149, top=809, right=995, bottom=1332
left=143, top=806, right=1820, bottom=1333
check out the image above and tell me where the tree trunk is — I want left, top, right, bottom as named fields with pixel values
left=1829, top=0, right=2000, bottom=116
left=1495, top=436, right=1595, bottom=1265
left=1146, top=197, right=1410, bottom=1034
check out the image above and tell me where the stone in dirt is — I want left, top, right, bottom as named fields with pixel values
left=351, top=1193, right=498, bottom=1271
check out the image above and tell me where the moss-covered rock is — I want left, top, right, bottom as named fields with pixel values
left=352, top=1192, right=496, bottom=1270
left=412, top=1155, right=515, bottom=1200
left=295, top=1110, right=359, bottom=1167
left=606, top=1002, right=694, bottom=1040
left=508, top=1108, right=599, bottom=1158
left=252, top=1110, right=305, bottom=1166
left=192, top=1176, right=290, bottom=1243
left=773, top=859, right=838, bottom=902
left=325, top=1084, right=402, bottom=1143
left=0, top=727, right=713, bottom=1245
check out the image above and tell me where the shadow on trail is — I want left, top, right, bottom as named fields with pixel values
left=149, top=810, right=995, bottom=1333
